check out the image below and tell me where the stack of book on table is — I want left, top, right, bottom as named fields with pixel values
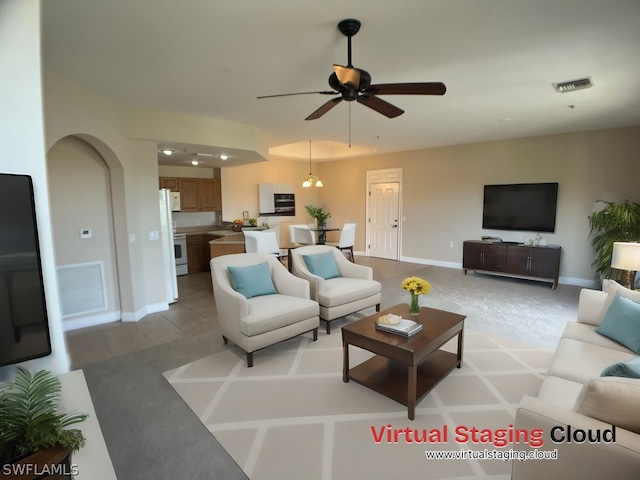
left=375, top=314, right=423, bottom=337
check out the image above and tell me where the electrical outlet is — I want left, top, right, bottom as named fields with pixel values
left=448, top=241, right=454, bottom=248
left=129, top=233, right=136, bottom=244
left=196, top=219, right=201, bottom=225
left=149, top=230, right=159, bottom=241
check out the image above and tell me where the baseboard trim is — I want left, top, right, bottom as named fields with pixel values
left=121, top=302, right=169, bottom=322
left=400, top=256, right=461, bottom=270
left=62, top=311, right=121, bottom=332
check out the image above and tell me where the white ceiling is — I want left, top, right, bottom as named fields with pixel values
left=41, top=0, right=640, bottom=167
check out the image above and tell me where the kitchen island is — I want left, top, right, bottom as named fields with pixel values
left=208, top=232, right=245, bottom=258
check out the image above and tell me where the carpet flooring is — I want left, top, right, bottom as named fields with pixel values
left=164, top=317, right=555, bottom=480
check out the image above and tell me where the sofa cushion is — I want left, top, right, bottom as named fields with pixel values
left=241, top=294, right=318, bottom=336
left=547, top=338, right=635, bottom=384
left=302, top=251, right=341, bottom=280
left=537, top=375, right=585, bottom=410
left=227, top=262, right=277, bottom=299
left=595, top=293, right=640, bottom=354
left=573, top=376, right=640, bottom=434
left=562, top=322, right=634, bottom=353
left=318, top=277, right=381, bottom=307
left=595, top=279, right=640, bottom=325
left=601, top=357, right=640, bottom=378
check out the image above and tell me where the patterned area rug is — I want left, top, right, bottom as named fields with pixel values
left=164, top=313, right=554, bottom=480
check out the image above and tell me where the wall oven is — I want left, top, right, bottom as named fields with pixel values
left=273, top=193, right=295, bottom=215
left=173, top=234, right=188, bottom=276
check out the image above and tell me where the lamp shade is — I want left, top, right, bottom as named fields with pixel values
left=611, top=242, right=640, bottom=271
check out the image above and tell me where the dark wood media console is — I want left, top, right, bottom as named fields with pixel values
left=463, top=240, right=561, bottom=289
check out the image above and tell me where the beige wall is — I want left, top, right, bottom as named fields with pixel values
left=42, top=70, right=269, bottom=326
left=48, top=137, right=120, bottom=325
left=314, top=127, right=640, bottom=286
left=0, top=0, right=69, bottom=378
left=221, top=157, right=324, bottom=243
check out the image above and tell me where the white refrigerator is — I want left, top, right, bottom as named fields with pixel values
left=159, top=189, right=179, bottom=304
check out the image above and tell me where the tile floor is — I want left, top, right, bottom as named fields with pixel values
left=65, top=271, right=219, bottom=370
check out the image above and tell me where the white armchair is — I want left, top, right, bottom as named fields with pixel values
left=210, top=253, right=319, bottom=367
left=290, top=245, right=381, bottom=334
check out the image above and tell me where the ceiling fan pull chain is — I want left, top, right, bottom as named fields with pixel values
left=349, top=103, right=352, bottom=148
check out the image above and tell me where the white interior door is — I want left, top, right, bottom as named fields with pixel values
left=369, top=182, right=399, bottom=260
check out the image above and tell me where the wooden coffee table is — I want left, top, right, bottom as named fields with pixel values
left=342, top=304, right=465, bottom=420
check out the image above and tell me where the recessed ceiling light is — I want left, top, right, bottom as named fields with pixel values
left=191, top=160, right=199, bottom=166
left=219, top=154, right=229, bottom=161
left=160, top=149, right=174, bottom=156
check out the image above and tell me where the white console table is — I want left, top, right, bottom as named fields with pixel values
left=58, top=370, right=117, bottom=479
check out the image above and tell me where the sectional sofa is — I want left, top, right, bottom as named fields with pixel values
left=512, top=279, right=640, bottom=478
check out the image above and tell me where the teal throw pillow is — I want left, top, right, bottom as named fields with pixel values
left=601, top=357, right=640, bottom=378
left=595, top=293, right=640, bottom=354
left=302, top=251, right=341, bottom=280
left=227, top=262, right=277, bottom=299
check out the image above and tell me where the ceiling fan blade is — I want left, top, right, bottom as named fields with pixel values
left=257, top=90, right=336, bottom=99
left=305, top=98, right=343, bottom=120
left=356, top=95, right=404, bottom=118
left=364, top=82, right=447, bottom=96
left=333, top=65, right=360, bottom=88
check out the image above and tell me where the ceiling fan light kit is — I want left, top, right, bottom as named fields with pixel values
left=258, top=18, right=446, bottom=121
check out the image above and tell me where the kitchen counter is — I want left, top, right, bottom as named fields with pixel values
left=209, top=233, right=245, bottom=258
left=208, top=233, right=245, bottom=244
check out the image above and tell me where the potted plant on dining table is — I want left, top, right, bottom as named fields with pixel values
left=304, top=204, right=331, bottom=228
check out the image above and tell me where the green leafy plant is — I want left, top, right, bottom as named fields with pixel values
left=304, top=204, right=331, bottom=226
left=588, top=200, right=640, bottom=280
left=0, top=367, right=88, bottom=463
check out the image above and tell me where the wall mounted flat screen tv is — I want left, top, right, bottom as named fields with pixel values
left=482, top=182, right=559, bottom=233
left=0, top=173, right=51, bottom=367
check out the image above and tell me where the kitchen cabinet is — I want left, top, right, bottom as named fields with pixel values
left=159, top=177, right=179, bottom=191
left=187, top=234, right=205, bottom=273
left=165, top=177, right=221, bottom=212
left=463, top=240, right=561, bottom=289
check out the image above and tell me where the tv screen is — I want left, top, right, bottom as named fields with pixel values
left=0, top=173, right=51, bottom=367
left=482, top=182, right=559, bottom=233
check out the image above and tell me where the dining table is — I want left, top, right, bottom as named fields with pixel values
left=308, top=226, right=341, bottom=245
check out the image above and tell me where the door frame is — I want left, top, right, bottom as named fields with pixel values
left=365, top=168, right=403, bottom=260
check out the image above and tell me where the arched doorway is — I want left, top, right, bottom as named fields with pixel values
left=46, top=135, right=127, bottom=330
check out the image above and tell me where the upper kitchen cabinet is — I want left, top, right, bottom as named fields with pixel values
left=160, top=177, right=221, bottom=212
left=159, top=177, right=179, bottom=191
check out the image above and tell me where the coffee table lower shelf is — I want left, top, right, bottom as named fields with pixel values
left=346, top=349, right=459, bottom=408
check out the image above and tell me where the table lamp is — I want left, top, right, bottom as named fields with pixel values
left=611, top=242, right=640, bottom=289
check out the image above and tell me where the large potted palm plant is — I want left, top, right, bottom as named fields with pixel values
left=588, top=200, right=640, bottom=281
left=0, top=367, right=87, bottom=475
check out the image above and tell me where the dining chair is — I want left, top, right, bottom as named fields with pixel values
left=243, top=230, right=281, bottom=258
left=327, top=222, right=356, bottom=262
left=288, top=224, right=316, bottom=245
left=293, top=227, right=316, bottom=245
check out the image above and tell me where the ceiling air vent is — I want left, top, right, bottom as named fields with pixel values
left=552, top=77, right=594, bottom=93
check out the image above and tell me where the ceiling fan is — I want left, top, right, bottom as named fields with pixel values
left=257, top=18, right=446, bottom=120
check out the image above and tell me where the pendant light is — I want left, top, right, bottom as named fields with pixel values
left=302, top=140, right=323, bottom=188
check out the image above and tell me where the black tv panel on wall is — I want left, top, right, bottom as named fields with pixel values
left=0, top=173, right=51, bottom=367
left=482, top=182, right=559, bottom=233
